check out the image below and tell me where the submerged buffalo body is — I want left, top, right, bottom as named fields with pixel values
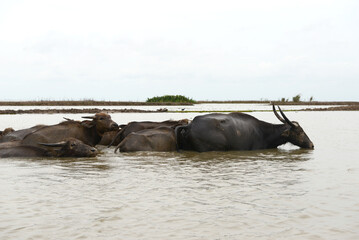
left=0, top=138, right=98, bottom=158
left=176, top=106, right=314, bottom=152
left=109, top=119, right=188, bottom=146
left=0, top=125, right=45, bottom=143
left=115, top=126, right=176, bottom=152
left=0, top=140, right=22, bottom=149
left=21, top=113, right=118, bottom=147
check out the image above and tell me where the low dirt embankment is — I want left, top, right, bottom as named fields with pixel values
left=0, top=101, right=193, bottom=106
left=0, top=101, right=358, bottom=114
left=198, top=100, right=359, bottom=106
left=0, top=108, right=169, bottom=115
left=303, top=105, right=359, bottom=111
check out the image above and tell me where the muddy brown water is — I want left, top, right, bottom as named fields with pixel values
left=0, top=109, right=358, bottom=239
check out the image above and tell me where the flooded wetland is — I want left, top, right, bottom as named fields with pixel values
left=0, top=104, right=358, bottom=239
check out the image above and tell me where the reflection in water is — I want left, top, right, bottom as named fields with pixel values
left=3, top=156, right=113, bottom=181
left=0, top=143, right=317, bottom=240
left=175, top=148, right=313, bottom=163
left=0, top=144, right=354, bottom=240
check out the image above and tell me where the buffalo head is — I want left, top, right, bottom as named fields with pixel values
left=39, top=138, right=98, bottom=157
left=82, top=112, right=119, bottom=135
left=1, top=127, right=15, bottom=136
left=273, top=105, right=314, bottom=149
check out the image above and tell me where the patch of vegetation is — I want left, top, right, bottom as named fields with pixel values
left=146, top=95, right=196, bottom=103
left=292, top=94, right=301, bottom=102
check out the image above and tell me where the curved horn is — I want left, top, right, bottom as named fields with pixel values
left=63, top=117, right=75, bottom=121
left=278, top=106, right=295, bottom=128
left=38, top=141, right=66, bottom=147
left=107, top=127, right=126, bottom=148
left=272, top=105, right=286, bottom=124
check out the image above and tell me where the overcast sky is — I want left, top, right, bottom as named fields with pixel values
left=0, top=0, right=358, bottom=101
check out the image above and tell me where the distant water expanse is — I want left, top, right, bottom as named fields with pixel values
left=0, top=102, right=343, bottom=112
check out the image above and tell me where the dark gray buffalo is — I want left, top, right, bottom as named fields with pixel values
left=0, top=125, right=45, bottom=143
left=175, top=105, right=314, bottom=152
left=109, top=119, right=188, bottom=146
left=0, top=138, right=98, bottom=158
left=115, top=126, right=177, bottom=152
left=21, top=112, right=118, bottom=147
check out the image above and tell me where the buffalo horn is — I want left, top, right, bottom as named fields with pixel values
left=278, top=106, right=295, bottom=128
left=272, top=105, right=286, bottom=124
left=38, top=141, right=66, bottom=147
left=114, top=145, right=120, bottom=153
left=63, top=117, right=75, bottom=121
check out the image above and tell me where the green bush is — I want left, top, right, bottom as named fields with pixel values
left=146, top=95, right=196, bottom=103
left=292, top=94, right=301, bottom=102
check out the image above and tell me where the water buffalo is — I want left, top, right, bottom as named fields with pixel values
left=115, top=126, right=176, bottom=152
left=21, top=112, right=118, bottom=147
left=109, top=119, right=188, bottom=146
left=98, top=130, right=122, bottom=146
left=0, top=125, right=45, bottom=143
left=0, top=138, right=98, bottom=158
left=175, top=105, right=314, bottom=152
left=0, top=140, right=22, bottom=149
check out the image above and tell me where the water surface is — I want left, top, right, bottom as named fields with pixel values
left=0, top=107, right=358, bottom=239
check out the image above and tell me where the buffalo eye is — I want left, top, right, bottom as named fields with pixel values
left=71, top=143, right=76, bottom=147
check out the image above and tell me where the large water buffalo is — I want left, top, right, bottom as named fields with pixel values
left=109, top=119, right=188, bottom=146
left=21, top=112, right=118, bottom=147
left=175, top=105, right=314, bottom=152
left=0, top=125, right=45, bottom=143
left=115, top=126, right=176, bottom=152
left=0, top=138, right=98, bottom=158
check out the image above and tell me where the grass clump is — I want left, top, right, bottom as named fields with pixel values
left=292, top=94, right=301, bottom=102
left=146, top=95, right=196, bottom=103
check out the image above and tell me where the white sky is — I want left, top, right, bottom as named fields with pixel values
left=0, top=0, right=358, bottom=101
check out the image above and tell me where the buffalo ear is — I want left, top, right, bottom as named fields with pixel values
left=82, top=120, right=95, bottom=128
left=38, top=141, right=66, bottom=147
left=281, top=129, right=290, bottom=138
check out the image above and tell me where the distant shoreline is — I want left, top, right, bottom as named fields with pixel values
left=0, top=101, right=193, bottom=106
left=0, top=100, right=358, bottom=106
left=0, top=101, right=358, bottom=114
left=0, top=108, right=170, bottom=115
